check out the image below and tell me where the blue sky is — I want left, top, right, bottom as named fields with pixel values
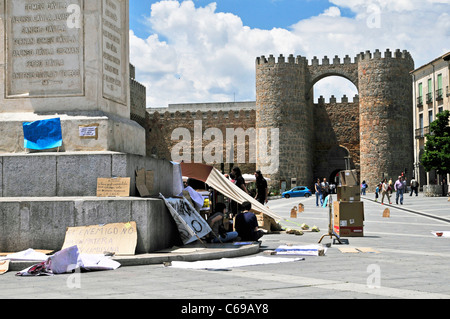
left=130, top=0, right=355, bottom=38
left=128, top=0, right=450, bottom=107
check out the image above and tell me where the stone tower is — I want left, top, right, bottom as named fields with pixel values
left=358, top=49, right=415, bottom=186
left=255, top=54, right=314, bottom=188
left=255, top=49, right=414, bottom=189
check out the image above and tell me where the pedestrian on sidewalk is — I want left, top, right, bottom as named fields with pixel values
left=314, top=178, right=322, bottom=207
left=394, top=175, right=405, bottom=205
left=410, top=178, right=419, bottom=196
left=361, top=180, right=368, bottom=195
left=321, top=178, right=329, bottom=207
left=375, top=183, right=380, bottom=202
left=254, top=170, right=268, bottom=205
left=381, top=178, right=392, bottom=205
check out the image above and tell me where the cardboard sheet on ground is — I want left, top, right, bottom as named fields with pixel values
left=338, top=247, right=380, bottom=253
left=169, top=256, right=304, bottom=270
left=275, top=245, right=327, bottom=256
left=61, top=222, right=137, bottom=255
left=161, top=194, right=211, bottom=245
left=180, top=163, right=282, bottom=221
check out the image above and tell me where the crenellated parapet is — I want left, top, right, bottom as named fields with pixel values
left=148, top=107, right=255, bottom=121
left=256, top=54, right=308, bottom=66
left=357, top=48, right=413, bottom=64
left=316, top=94, right=360, bottom=105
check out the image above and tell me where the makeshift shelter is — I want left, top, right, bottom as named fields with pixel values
left=242, top=174, right=271, bottom=183
left=180, top=162, right=282, bottom=222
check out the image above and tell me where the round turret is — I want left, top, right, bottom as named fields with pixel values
left=255, top=54, right=313, bottom=188
left=358, top=49, right=415, bottom=186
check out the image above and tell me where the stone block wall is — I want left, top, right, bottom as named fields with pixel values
left=313, top=95, right=360, bottom=181
left=147, top=107, right=257, bottom=174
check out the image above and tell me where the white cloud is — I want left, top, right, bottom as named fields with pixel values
left=130, top=0, right=450, bottom=107
left=321, top=6, right=341, bottom=17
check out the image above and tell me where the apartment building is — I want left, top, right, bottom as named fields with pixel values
left=411, top=51, right=450, bottom=190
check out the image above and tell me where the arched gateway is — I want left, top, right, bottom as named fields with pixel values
left=255, top=49, right=414, bottom=190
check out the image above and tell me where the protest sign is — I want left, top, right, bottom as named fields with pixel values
left=96, top=178, right=130, bottom=197
left=61, top=222, right=137, bottom=255
left=160, top=194, right=211, bottom=245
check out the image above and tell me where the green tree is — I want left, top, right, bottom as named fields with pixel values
left=421, top=110, right=450, bottom=176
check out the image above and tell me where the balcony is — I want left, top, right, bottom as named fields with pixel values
left=426, top=92, right=433, bottom=104
left=417, top=96, right=423, bottom=107
left=436, top=88, right=443, bottom=101
left=415, top=126, right=430, bottom=139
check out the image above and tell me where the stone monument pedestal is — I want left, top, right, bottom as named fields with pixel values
left=0, top=1, right=181, bottom=254
left=0, top=0, right=145, bottom=155
left=0, top=112, right=146, bottom=155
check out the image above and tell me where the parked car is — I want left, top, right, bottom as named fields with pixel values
left=282, top=186, right=312, bottom=198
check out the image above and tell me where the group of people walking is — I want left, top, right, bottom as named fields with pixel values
left=374, top=175, right=419, bottom=205
left=314, top=177, right=330, bottom=207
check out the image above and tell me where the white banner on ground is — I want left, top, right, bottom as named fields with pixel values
left=160, top=194, right=211, bottom=245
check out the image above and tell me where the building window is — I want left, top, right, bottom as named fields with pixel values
left=426, top=79, right=433, bottom=104
left=418, top=83, right=423, bottom=106
left=429, top=110, right=433, bottom=126
left=416, top=113, right=424, bottom=138
left=436, top=74, right=443, bottom=100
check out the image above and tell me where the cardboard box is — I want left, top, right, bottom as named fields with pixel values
left=255, top=212, right=277, bottom=232
left=337, top=186, right=361, bottom=202
left=333, top=201, right=364, bottom=237
left=339, top=170, right=359, bottom=186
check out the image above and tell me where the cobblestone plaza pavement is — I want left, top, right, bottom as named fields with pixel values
left=1, top=192, right=449, bottom=302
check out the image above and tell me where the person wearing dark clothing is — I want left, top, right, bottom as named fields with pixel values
left=234, top=201, right=264, bottom=241
left=231, top=167, right=248, bottom=215
left=232, top=167, right=248, bottom=194
left=254, top=170, right=268, bottom=205
left=207, top=203, right=238, bottom=243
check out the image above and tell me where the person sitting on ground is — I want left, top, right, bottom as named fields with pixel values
left=207, top=203, right=238, bottom=243
left=234, top=201, right=264, bottom=241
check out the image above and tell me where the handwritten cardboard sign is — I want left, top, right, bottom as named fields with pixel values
left=61, top=222, right=137, bottom=256
left=96, top=178, right=130, bottom=197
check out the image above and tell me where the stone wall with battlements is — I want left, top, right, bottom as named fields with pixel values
left=146, top=95, right=362, bottom=189
left=144, top=48, right=414, bottom=190
left=147, top=103, right=257, bottom=174
left=314, top=95, right=360, bottom=183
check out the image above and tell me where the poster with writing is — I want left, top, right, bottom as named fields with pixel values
left=96, top=177, right=130, bottom=197
left=160, top=194, right=211, bottom=245
left=61, top=222, right=137, bottom=255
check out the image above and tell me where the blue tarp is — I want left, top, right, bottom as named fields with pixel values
left=23, top=118, right=63, bottom=150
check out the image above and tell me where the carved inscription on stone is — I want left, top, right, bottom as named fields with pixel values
left=6, top=0, right=84, bottom=98
left=102, top=0, right=126, bottom=105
